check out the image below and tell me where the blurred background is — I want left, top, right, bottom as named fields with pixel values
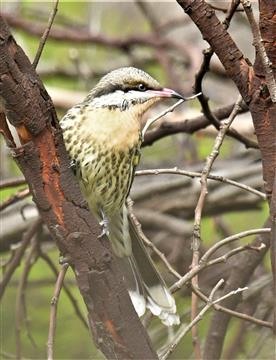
left=0, top=1, right=272, bottom=359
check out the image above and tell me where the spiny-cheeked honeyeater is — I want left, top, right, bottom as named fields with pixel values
left=60, top=67, right=183, bottom=325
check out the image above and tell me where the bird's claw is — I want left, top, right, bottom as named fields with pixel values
left=69, top=159, right=77, bottom=175
left=98, top=214, right=110, bottom=238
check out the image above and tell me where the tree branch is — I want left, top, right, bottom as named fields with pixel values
left=203, top=220, right=271, bottom=359
left=0, top=17, right=157, bottom=359
left=0, top=219, right=41, bottom=300
left=47, top=263, right=69, bottom=360
left=32, top=0, right=59, bottom=69
left=1, top=11, right=189, bottom=58
left=143, top=101, right=256, bottom=148
left=241, top=0, right=276, bottom=103
left=160, top=279, right=247, bottom=359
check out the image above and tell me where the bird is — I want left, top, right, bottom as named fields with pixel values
left=60, top=67, right=183, bottom=326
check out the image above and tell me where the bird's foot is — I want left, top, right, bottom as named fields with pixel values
left=69, top=158, right=77, bottom=175
left=98, top=211, right=110, bottom=238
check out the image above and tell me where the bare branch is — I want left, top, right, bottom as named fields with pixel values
left=0, top=177, right=26, bottom=190
left=206, top=243, right=266, bottom=267
left=135, top=168, right=266, bottom=200
left=193, top=1, right=253, bottom=149
left=241, top=0, right=276, bottom=103
left=190, top=95, right=243, bottom=357
left=142, top=93, right=200, bottom=139
left=39, top=250, right=88, bottom=329
left=170, top=228, right=271, bottom=292
left=0, top=219, right=42, bottom=300
left=15, top=238, right=39, bottom=359
left=47, top=263, right=69, bottom=360
left=0, top=112, right=16, bottom=148
left=0, top=188, right=30, bottom=212
left=200, top=228, right=270, bottom=264
left=203, top=219, right=271, bottom=359
left=191, top=284, right=272, bottom=329
left=127, top=198, right=181, bottom=280
left=32, top=0, right=59, bottom=69
left=143, top=101, right=257, bottom=149
left=159, top=279, right=247, bottom=359
left=1, top=11, right=190, bottom=58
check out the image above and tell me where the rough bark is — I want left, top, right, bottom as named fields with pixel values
left=0, top=17, right=157, bottom=360
left=257, top=0, right=276, bottom=334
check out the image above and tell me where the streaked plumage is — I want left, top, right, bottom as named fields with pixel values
left=60, top=67, right=181, bottom=325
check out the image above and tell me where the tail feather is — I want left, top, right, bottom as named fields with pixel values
left=128, top=216, right=179, bottom=326
left=120, top=256, right=146, bottom=317
left=108, top=205, right=179, bottom=325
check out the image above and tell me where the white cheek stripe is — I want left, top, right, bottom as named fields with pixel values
left=91, top=90, right=124, bottom=108
left=90, top=90, right=151, bottom=109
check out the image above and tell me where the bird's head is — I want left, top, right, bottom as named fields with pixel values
left=86, top=67, right=183, bottom=117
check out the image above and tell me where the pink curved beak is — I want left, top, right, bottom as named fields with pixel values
left=146, top=87, right=184, bottom=99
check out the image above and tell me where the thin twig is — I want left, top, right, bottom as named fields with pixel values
left=271, top=171, right=276, bottom=333
left=143, top=101, right=257, bottom=149
left=32, top=0, right=59, bottom=69
left=241, top=0, right=276, bottom=103
left=191, top=284, right=272, bottom=329
left=1, top=11, right=194, bottom=58
left=0, top=219, right=42, bottom=300
left=127, top=203, right=269, bottom=334
left=15, top=238, right=39, bottom=359
left=47, top=263, right=69, bottom=360
left=190, top=3, right=241, bottom=345
left=135, top=168, right=266, bottom=200
left=209, top=3, right=243, bottom=13
left=39, top=250, right=88, bottom=329
left=0, top=112, right=16, bottom=148
left=193, top=1, right=251, bottom=151
left=0, top=177, right=26, bottom=189
left=171, top=228, right=270, bottom=292
left=190, top=95, right=244, bottom=358
left=0, top=188, right=30, bottom=212
left=127, top=198, right=180, bottom=280
left=142, top=93, right=200, bottom=138
left=205, top=242, right=266, bottom=267
left=200, top=229, right=269, bottom=264
left=159, top=279, right=247, bottom=359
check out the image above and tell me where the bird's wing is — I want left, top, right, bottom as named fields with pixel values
left=125, top=133, right=142, bottom=199
left=107, top=133, right=142, bottom=257
left=108, top=205, right=132, bottom=257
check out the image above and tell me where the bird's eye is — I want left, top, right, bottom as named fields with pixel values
left=138, top=83, right=147, bottom=91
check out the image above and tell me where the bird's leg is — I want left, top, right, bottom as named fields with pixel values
left=98, top=209, right=110, bottom=238
left=69, top=158, right=77, bottom=175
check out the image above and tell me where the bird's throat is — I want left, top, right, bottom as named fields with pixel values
left=81, top=107, right=141, bottom=151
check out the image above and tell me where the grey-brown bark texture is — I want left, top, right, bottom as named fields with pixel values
left=0, top=17, right=157, bottom=359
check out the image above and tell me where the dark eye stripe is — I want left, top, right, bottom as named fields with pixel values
left=91, top=82, right=152, bottom=98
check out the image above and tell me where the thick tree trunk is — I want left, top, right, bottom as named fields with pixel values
left=0, top=17, right=157, bottom=360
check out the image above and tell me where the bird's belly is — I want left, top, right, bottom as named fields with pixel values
left=78, top=144, right=135, bottom=217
